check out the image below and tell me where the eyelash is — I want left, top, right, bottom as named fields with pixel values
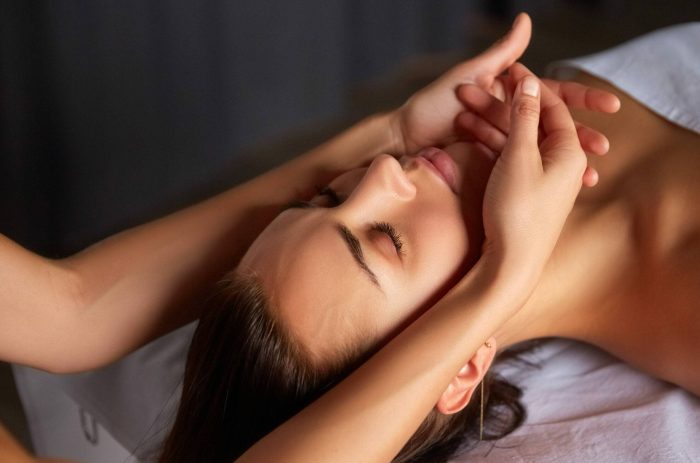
left=283, top=186, right=405, bottom=256
left=372, top=221, right=405, bottom=256
left=317, top=185, right=341, bottom=205
left=281, top=186, right=341, bottom=210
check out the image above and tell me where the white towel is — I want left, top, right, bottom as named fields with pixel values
left=548, top=22, right=700, bottom=135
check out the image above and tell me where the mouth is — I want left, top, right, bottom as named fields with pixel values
left=414, top=147, right=459, bottom=195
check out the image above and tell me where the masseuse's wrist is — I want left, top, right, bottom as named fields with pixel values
left=313, top=111, right=400, bottom=170
left=451, top=253, right=537, bottom=322
left=386, top=108, right=408, bottom=156
left=365, top=108, right=405, bottom=158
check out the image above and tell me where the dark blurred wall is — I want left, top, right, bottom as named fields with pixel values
left=0, top=0, right=479, bottom=257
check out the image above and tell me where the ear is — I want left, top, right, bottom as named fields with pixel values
left=436, top=337, right=497, bottom=415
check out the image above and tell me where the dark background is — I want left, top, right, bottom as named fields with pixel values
left=1, top=0, right=699, bottom=452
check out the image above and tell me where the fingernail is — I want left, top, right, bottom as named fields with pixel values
left=521, top=76, right=539, bottom=97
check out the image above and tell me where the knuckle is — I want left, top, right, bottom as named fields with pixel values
left=515, top=99, right=540, bottom=119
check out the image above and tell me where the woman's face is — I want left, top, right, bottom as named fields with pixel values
left=240, top=142, right=490, bottom=362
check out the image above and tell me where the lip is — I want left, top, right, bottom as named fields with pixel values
left=415, top=147, right=458, bottom=194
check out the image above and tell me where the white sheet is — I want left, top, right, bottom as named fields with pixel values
left=452, top=339, right=700, bottom=462
left=547, top=22, right=700, bottom=135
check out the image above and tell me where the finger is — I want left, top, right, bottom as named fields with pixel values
left=504, top=75, right=542, bottom=163
left=510, top=63, right=584, bottom=135
left=455, top=111, right=508, bottom=152
left=541, top=79, right=621, bottom=113
left=462, top=13, right=532, bottom=84
left=582, top=166, right=599, bottom=187
left=485, top=75, right=509, bottom=102
left=457, top=84, right=511, bottom=133
left=474, top=141, right=499, bottom=162
left=511, top=65, right=611, bottom=154
left=576, top=123, right=610, bottom=155
left=538, top=90, right=588, bottom=177
left=521, top=73, right=578, bottom=138
left=511, top=63, right=619, bottom=116
left=459, top=81, right=613, bottom=158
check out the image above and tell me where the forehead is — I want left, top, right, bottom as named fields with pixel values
left=239, top=209, right=381, bottom=361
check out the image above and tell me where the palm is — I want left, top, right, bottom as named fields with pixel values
left=395, top=14, right=532, bottom=154
left=400, top=73, right=505, bottom=153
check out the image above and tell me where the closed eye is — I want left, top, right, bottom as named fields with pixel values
left=317, top=186, right=341, bottom=206
left=372, top=221, right=404, bottom=257
left=281, top=186, right=343, bottom=211
left=281, top=187, right=406, bottom=260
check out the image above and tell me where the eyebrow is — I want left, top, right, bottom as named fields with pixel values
left=335, top=223, right=382, bottom=290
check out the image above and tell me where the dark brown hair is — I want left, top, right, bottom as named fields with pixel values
left=158, top=272, right=527, bottom=462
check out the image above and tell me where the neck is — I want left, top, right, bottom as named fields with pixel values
left=492, top=198, right=637, bottom=351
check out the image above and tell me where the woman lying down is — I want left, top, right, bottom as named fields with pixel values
left=1, top=13, right=699, bottom=463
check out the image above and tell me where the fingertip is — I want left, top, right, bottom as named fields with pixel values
left=609, top=96, right=622, bottom=113
left=512, top=12, right=531, bottom=33
left=595, top=92, right=622, bottom=113
left=520, top=76, right=540, bottom=98
left=456, top=83, right=479, bottom=102
left=585, top=131, right=610, bottom=156
left=583, top=167, right=599, bottom=187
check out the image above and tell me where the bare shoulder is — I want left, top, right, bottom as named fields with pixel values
left=566, top=71, right=700, bottom=396
left=636, top=233, right=700, bottom=396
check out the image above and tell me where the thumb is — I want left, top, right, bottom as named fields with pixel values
left=505, top=75, right=541, bottom=155
left=469, top=13, right=532, bottom=79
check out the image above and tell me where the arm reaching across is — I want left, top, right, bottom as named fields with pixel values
left=0, top=111, right=398, bottom=373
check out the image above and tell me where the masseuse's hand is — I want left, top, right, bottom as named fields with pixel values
left=480, top=73, right=586, bottom=300
left=390, top=13, right=532, bottom=154
left=390, top=12, right=620, bottom=158
left=456, top=62, right=621, bottom=184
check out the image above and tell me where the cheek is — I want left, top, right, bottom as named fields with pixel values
left=418, top=210, right=468, bottom=279
left=379, top=211, right=467, bottom=342
left=372, top=198, right=470, bottom=344
left=393, top=200, right=468, bottom=311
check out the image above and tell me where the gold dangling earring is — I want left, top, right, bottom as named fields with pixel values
left=480, top=340, right=492, bottom=441
left=479, top=378, right=485, bottom=441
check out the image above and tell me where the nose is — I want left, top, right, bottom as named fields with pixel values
left=339, top=154, right=416, bottom=217
left=360, top=154, right=416, bottom=201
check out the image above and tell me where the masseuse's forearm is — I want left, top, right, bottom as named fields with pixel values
left=1, top=112, right=398, bottom=373
left=238, top=259, right=519, bottom=463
